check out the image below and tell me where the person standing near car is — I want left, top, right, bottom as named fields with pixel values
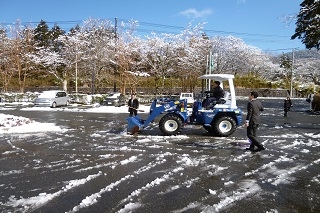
left=128, top=93, right=139, bottom=116
left=245, top=91, right=265, bottom=152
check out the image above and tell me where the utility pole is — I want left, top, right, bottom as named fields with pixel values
left=75, top=45, right=78, bottom=94
left=91, top=64, right=95, bottom=94
left=114, top=17, right=118, bottom=93
left=290, top=50, right=294, bottom=97
left=208, top=51, right=212, bottom=89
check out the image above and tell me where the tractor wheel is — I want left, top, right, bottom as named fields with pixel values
left=159, top=114, right=183, bottom=136
left=210, top=116, right=237, bottom=137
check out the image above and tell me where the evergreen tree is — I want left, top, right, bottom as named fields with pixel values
left=292, top=0, right=320, bottom=49
left=34, top=20, right=51, bottom=47
left=279, top=54, right=292, bottom=69
left=69, top=24, right=81, bottom=35
left=50, top=23, right=65, bottom=52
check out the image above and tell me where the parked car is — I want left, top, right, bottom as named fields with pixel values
left=102, top=92, right=126, bottom=107
left=157, top=96, right=175, bottom=105
left=180, top=92, right=194, bottom=106
left=34, top=90, right=70, bottom=108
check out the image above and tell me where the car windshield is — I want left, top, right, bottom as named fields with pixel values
left=107, top=93, right=120, bottom=98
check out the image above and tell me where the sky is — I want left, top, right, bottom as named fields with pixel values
left=0, top=0, right=304, bottom=53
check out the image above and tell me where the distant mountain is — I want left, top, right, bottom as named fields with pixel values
left=286, top=49, right=320, bottom=59
left=270, top=49, right=320, bottom=62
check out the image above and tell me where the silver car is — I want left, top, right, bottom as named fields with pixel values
left=34, top=90, right=70, bottom=107
left=102, top=92, right=126, bottom=107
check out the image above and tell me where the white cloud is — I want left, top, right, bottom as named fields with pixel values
left=179, top=8, right=212, bottom=18
left=237, top=0, right=246, bottom=4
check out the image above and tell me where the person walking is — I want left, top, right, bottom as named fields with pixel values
left=284, top=97, right=292, bottom=117
left=128, top=93, right=139, bottom=116
left=245, top=91, right=265, bottom=152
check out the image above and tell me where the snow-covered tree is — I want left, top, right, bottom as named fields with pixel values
left=5, top=20, right=36, bottom=92
left=27, top=46, right=66, bottom=89
left=210, top=35, right=273, bottom=80
left=58, top=30, right=89, bottom=92
left=80, top=18, right=116, bottom=93
left=141, top=32, right=177, bottom=94
left=0, top=26, right=15, bottom=92
left=292, top=0, right=320, bottom=49
left=111, top=19, right=145, bottom=94
left=175, top=22, right=212, bottom=92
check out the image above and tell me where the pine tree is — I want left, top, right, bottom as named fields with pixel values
left=33, top=20, right=51, bottom=47
left=50, top=24, right=65, bottom=52
left=292, top=0, right=320, bottom=49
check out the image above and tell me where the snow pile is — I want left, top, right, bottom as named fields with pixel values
left=0, top=113, right=63, bottom=134
left=0, top=114, right=33, bottom=127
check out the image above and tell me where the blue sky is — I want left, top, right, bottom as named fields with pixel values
left=0, top=0, right=304, bottom=53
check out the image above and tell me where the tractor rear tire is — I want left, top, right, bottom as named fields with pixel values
left=210, top=116, right=237, bottom=137
left=159, top=114, right=183, bottom=136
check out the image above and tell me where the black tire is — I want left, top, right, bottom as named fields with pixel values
left=51, top=102, right=57, bottom=108
left=159, top=114, right=183, bottom=136
left=209, top=116, right=237, bottom=137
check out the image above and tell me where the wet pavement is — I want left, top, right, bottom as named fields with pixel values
left=0, top=98, right=319, bottom=213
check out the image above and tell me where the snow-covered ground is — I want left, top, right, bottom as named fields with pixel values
left=0, top=98, right=319, bottom=212
left=0, top=104, right=151, bottom=134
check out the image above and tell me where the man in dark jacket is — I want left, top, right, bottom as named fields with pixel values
left=211, top=81, right=224, bottom=100
left=203, top=81, right=225, bottom=109
left=284, top=97, right=292, bottom=117
left=128, top=93, right=139, bottom=116
left=245, top=91, right=265, bottom=152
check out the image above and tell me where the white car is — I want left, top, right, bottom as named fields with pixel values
left=180, top=92, right=194, bottom=106
left=34, top=90, right=70, bottom=108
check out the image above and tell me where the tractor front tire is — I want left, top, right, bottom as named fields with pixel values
left=159, top=114, right=183, bottom=136
left=210, top=116, right=237, bottom=137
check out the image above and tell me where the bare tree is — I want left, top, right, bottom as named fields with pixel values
left=0, top=26, right=15, bottom=92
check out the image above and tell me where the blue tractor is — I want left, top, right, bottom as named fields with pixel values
left=127, top=74, right=242, bottom=137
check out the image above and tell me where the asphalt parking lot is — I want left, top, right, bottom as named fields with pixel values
left=0, top=98, right=319, bottom=213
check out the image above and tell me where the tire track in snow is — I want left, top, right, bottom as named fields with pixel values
left=4, top=172, right=102, bottom=212
left=114, top=153, right=212, bottom=213
left=66, top=153, right=168, bottom=212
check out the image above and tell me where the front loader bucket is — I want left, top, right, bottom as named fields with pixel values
left=126, top=116, right=144, bottom=134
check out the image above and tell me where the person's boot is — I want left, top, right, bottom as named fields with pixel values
left=245, top=144, right=255, bottom=151
left=256, top=145, right=265, bottom=152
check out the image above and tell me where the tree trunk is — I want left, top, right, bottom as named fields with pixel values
left=63, top=79, right=68, bottom=92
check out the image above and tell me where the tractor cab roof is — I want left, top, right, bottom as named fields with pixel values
left=198, top=74, right=234, bottom=81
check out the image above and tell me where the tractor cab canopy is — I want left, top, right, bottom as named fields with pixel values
left=198, top=74, right=237, bottom=109
left=198, top=74, right=234, bottom=81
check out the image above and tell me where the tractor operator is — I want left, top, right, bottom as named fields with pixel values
left=202, top=81, right=225, bottom=109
